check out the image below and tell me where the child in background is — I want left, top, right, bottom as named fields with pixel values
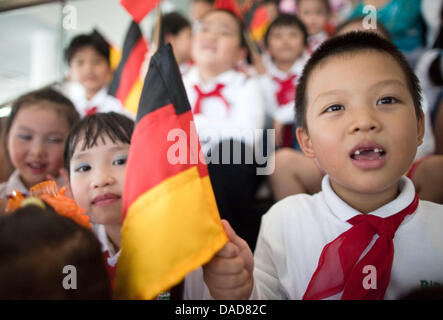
left=65, top=32, right=131, bottom=117
left=296, top=0, right=331, bottom=53
left=0, top=88, right=79, bottom=202
left=262, top=13, right=310, bottom=147
left=0, top=117, right=14, bottom=183
left=160, top=12, right=193, bottom=74
left=64, top=112, right=133, bottom=286
left=189, top=0, right=214, bottom=25
left=348, top=0, right=424, bottom=67
left=201, top=32, right=443, bottom=300
left=183, top=8, right=266, bottom=249
left=0, top=200, right=111, bottom=299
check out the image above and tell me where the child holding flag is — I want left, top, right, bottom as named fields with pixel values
left=202, top=32, right=443, bottom=300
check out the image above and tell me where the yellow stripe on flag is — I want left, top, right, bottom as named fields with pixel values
left=115, top=167, right=228, bottom=300
left=123, top=78, right=143, bottom=115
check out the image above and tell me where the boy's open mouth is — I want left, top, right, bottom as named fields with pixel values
left=349, top=143, right=387, bottom=169
left=350, top=147, right=386, bottom=160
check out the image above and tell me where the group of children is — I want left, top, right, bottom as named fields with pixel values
left=0, top=0, right=442, bottom=300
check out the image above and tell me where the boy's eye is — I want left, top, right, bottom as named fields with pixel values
left=74, top=163, right=91, bottom=173
left=377, top=97, right=398, bottom=105
left=113, top=156, right=127, bottom=166
left=325, top=104, right=344, bottom=112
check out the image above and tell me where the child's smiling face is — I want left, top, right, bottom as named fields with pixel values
left=297, top=50, right=424, bottom=204
left=69, top=134, right=129, bottom=226
left=191, top=10, right=244, bottom=73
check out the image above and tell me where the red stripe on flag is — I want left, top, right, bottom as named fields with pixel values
left=122, top=104, right=207, bottom=219
left=115, top=38, right=148, bottom=103
left=249, top=6, right=270, bottom=31
left=120, top=0, right=161, bottom=23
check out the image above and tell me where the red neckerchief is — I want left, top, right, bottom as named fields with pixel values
left=303, top=193, right=419, bottom=300
left=273, top=75, right=297, bottom=106
left=193, top=84, right=229, bottom=115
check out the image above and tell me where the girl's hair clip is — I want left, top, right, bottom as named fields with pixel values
left=5, top=180, right=92, bottom=230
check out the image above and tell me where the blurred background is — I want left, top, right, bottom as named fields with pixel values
left=0, top=0, right=190, bottom=109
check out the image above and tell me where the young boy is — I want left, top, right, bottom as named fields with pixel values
left=160, top=12, right=193, bottom=74
left=65, top=32, right=133, bottom=118
left=296, top=0, right=330, bottom=53
left=64, top=112, right=134, bottom=286
left=183, top=9, right=266, bottom=249
left=201, top=32, right=443, bottom=300
left=262, top=13, right=310, bottom=147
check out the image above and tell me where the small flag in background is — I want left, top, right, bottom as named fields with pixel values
left=114, top=44, right=228, bottom=300
left=108, top=21, right=148, bottom=115
left=249, top=5, right=271, bottom=43
left=120, top=0, right=161, bottom=23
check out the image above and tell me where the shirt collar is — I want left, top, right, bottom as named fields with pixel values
left=189, top=67, right=239, bottom=89
left=322, top=175, right=417, bottom=222
left=263, top=51, right=310, bottom=79
left=5, top=170, right=29, bottom=195
left=94, top=224, right=120, bottom=266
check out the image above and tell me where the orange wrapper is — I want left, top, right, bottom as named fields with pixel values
left=6, top=180, right=92, bottom=229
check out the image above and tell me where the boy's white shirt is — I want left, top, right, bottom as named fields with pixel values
left=65, top=82, right=135, bottom=119
left=0, top=170, right=65, bottom=200
left=183, top=67, right=266, bottom=154
left=247, top=175, right=443, bottom=300
left=308, top=31, right=329, bottom=53
left=93, top=223, right=120, bottom=268
left=260, top=52, right=310, bottom=124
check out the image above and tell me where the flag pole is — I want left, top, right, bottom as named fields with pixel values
left=243, top=30, right=266, bottom=75
left=153, top=0, right=163, bottom=52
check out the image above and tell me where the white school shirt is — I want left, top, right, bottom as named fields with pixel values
left=183, top=67, right=266, bottom=154
left=308, top=31, right=329, bottom=53
left=66, top=82, right=135, bottom=119
left=0, top=170, right=65, bottom=200
left=250, top=175, right=443, bottom=300
left=261, top=52, right=310, bottom=124
left=92, top=224, right=120, bottom=268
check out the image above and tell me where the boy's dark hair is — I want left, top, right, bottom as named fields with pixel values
left=334, top=17, right=391, bottom=41
left=264, top=13, right=308, bottom=47
left=65, top=32, right=110, bottom=65
left=296, top=0, right=330, bottom=13
left=6, top=87, right=80, bottom=137
left=295, top=32, right=423, bottom=131
left=64, top=112, right=134, bottom=175
left=160, top=12, right=192, bottom=46
left=0, top=203, right=111, bottom=299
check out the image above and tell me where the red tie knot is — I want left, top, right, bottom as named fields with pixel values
left=193, top=83, right=229, bottom=115
left=348, top=214, right=397, bottom=238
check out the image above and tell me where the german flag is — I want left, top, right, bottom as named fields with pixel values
left=249, top=5, right=271, bottom=43
left=120, top=0, right=161, bottom=23
left=108, top=21, right=148, bottom=115
left=114, top=44, right=228, bottom=300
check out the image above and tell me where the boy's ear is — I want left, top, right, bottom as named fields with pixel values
left=417, top=109, right=425, bottom=146
left=296, top=127, right=315, bottom=158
